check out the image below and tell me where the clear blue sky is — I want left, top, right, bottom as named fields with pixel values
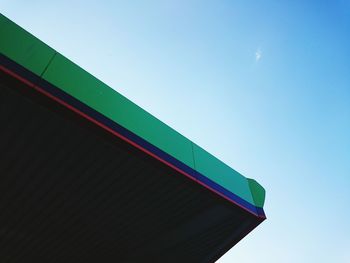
left=2, top=1, right=350, bottom=262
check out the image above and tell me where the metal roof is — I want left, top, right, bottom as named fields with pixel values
left=0, top=14, right=266, bottom=262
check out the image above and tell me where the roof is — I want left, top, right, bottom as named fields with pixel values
left=0, top=14, right=266, bottom=262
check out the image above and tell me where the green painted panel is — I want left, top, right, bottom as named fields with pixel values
left=0, top=14, right=55, bottom=76
left=42, top=54, right=195, bottom=168
left=248, top=179, right=265, bottom=208
left=192, top=144, right=255, bottom=205
left=0, top=14, right=265, bottom=209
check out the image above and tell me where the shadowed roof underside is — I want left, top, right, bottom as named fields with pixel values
left=0, top=14, right=266, bottom=262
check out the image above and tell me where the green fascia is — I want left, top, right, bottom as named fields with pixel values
left=247, top=179, right=266, bottom=208
left=193, top=144, right=256, bottom=206
left=42, top=53, right=195, bottom=168
left=0, top=15, right=55, bottom=76
left=0, top=14, right=265, bottom=209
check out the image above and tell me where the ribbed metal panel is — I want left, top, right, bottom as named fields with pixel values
left=0, top=71, right=260, bottom=262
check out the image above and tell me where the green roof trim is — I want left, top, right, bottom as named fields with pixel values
left=42, top=53, right=195, bottom=169
left=0, top=14, right=265, bottom=210
left=0, top=15, right=55, bottom=76
left=192, top=144, right=255, bottom=205
left=248, top=179, right=266, bottom=208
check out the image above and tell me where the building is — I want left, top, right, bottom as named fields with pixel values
left=0, top=14, right=266, bottom=262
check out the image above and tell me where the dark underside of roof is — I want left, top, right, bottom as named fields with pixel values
left=0, top=70, right=262, bottom=263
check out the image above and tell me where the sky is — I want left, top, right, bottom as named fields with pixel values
left=1, top=1, right=350, bottom=262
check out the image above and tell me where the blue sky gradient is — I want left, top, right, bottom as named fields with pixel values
left=1, top=1, right=349, bottom=262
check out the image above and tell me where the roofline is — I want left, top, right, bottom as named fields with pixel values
left=0, top=14, right=266, bottom=218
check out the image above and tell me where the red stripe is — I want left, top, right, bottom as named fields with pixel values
left=0, top=64, right=263, bottom=218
